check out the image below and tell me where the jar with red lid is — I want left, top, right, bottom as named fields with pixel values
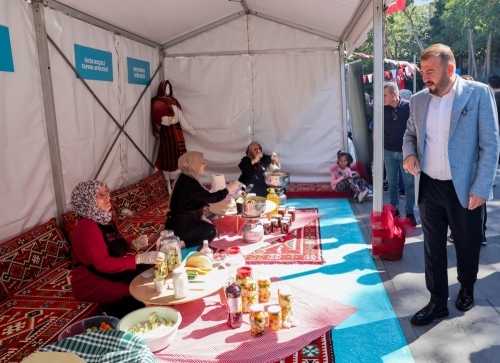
left=222, top=246, right=246, bottom=283
left=236, top=266, right=254, bottom=288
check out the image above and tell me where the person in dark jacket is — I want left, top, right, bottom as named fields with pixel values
left=165, top=151, right=240, bottom=247
left=238, top=142, right=280, bottom=197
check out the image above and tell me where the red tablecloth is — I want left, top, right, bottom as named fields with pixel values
left=154, top=280, right=356, bottom=363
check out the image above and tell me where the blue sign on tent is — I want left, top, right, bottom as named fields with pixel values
left=74, top=44, right=113, bottom=82
left=0, top=25, right=14, bottom=73
left=127, top=57, right=150, bottom=85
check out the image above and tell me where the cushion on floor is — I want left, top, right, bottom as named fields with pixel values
left=140, top=170, right=169, bottom=205
left=0, top=219, right=70, bottom=300
left=60, top=211, right=80, bottom=243
left=109, top=182, right=150, bottom=220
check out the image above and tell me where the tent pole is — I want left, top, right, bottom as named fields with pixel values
left=372, top=0, right=384, bottom=217
left=31, top=1, right=66, bottom=224
left=339, top=43, right=349, bottom=151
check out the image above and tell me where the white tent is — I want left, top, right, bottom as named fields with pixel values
left=0, top=0, right=391, bottom=242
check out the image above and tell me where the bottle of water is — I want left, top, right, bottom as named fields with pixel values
left=199, top=240, right=214, bottom=262
left=222, top=246, right=245, bottom=284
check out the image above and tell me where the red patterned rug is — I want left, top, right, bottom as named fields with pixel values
left=118, top=215, right=166, bottom=252
left=0, top=298, right=100, bottom=363
left=287, top=182, right=350, bottom=199
left=276, top=331, right=334, bottom=363
left=213, top=208, right=324, bottom=265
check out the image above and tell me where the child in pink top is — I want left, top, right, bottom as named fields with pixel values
left=330, top=150, right=368, bottom=202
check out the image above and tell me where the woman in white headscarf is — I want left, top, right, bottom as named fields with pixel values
left=70, top=180, right=165, bottom=318
left=166, top=151, right=240, bottom=247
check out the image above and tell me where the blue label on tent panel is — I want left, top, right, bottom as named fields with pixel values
left=74, top=44, right=113, bottom=82
left=127, top=57, right=150, bottom=85
left=0, top=26, right=14, bottom=72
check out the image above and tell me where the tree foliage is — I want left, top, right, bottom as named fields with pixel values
left=351, top=0, right=500, bottom=90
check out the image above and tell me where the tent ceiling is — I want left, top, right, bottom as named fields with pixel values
left=50, top=0, right=393, bottom=48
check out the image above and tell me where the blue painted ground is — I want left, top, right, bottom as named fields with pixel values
left=186, top=198, right=414, bottom=363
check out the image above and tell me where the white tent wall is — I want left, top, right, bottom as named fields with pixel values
left=116, top=35, right=161, bottom=183
left=164, top=15, right=342, bottom=184
left=45, top=8, right=160, bottom=210
left=0, top=0, right=57, bottom=242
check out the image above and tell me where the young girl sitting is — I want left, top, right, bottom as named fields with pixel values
left=330, top=150, right=369, bottom=203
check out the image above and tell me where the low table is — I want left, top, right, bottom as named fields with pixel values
left=209, top=199, right=276, bottom=232
left=129, top=267, right=228, bottom=306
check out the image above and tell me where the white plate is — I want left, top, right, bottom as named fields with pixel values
left=141, top=271, right=153, bottom=278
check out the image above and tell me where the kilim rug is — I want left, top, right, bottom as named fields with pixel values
left=118, top=215, right=166, bottom=252
left=0, top=298, right=100, bottom=363
left=213, top=208, right=324, bottom=265
left=286, top=183, right=350, bottom=199
left=275, top=332, right=334, bottom=363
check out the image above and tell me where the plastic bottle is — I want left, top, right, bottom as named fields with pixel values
left=225, top=283, right=243, bottom=329
left=199, top=240, right=214, bottom=262
left=266, top=188, right=280, bottom=216
left=172, top=267, right=189, bottom=299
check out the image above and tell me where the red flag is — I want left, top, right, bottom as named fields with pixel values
left=386, top=0, right=406, bottom=15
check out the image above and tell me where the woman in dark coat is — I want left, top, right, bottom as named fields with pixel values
left=238, top=142, right=280, bottom=197
left=165, top=151, right=240, bottom=247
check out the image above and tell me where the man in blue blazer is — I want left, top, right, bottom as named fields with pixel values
left=403, top=44, right=499, bottom=326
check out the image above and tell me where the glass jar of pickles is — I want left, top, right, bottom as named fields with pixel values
left=281, top=218, right=290, bottom=234
left=268, top=305, right=282, bottom=331
left=257, top=275, right=271, bottom=303
left=154, top=230, right=181, bottom=277
left=278, top=287, right=293, bottom=322
left=236, top=266, right=254, bottom=287
left=241, top=278, right=258, bottom=313
left=249, top=304, right=265, bottom=336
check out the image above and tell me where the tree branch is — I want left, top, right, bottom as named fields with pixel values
left=402, top=10, right=424, bottom=52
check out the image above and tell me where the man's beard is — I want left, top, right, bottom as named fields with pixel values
left=427, top=74, right=451, bottom=95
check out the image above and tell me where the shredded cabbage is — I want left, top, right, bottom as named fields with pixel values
left=127, top=311, right=175, bottom=338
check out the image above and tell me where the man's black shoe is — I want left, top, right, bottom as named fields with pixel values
left=456, top=287, right=474, bottom=311
left=410, top=302, right=449, bottom=326
left=448, top=233, right=454, bottom=243
left=394, top=209, right=401, bottom=217
left=406, top=214, right=417, bottom=226
left=399, top=189, right=405, bottom=197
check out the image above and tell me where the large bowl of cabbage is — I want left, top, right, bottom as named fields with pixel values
left=118, top=306, right=182, bottom=352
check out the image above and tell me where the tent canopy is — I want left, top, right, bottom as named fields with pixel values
left=48, top=0, right=392, bottom=53
left=0, top=0, right=392, bottom=242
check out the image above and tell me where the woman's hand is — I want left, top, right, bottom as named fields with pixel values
left=136, top=251, right=165, bottom=265
left=131, top=235, right=148, bottom=251
left=252, top=152, right=263, bottom=164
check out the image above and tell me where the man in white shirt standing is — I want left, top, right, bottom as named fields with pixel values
left=403, top=44, right=499, bottom=326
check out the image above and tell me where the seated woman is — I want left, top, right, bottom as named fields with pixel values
left=70, top=180, right=165, bottom=318
left=165, top=151, right=240, bottom=247
left=238, top=142, right=280, bottom=197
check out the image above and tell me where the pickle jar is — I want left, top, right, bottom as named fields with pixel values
left=158, top=231, right=182, bottom=273
left=280, top=218, right=290, bottom=234
left=283, top=213, right=292, bottom=227
left=278, top=287, right=293, bottom=322
left=257, top=275, right=271, bottom=303
left=249, top=304, right=266, bottom=336
left=154, top=230, right=174, bottom=277
left=236, top=266, right=256, bottom=312
left=268, top=305, right=282, bottom=331
left=288, top=206, right=296, bottom=222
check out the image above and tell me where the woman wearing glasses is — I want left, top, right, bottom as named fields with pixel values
left=166, top=151, right=241, bottom=247
left=70, top=180, right=165, bottom=318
